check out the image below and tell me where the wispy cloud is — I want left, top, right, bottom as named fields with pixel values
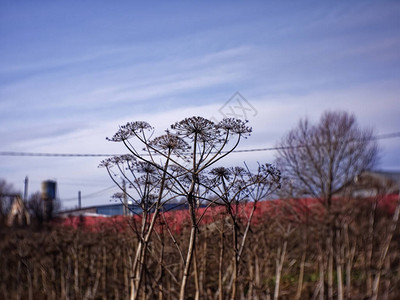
left=1, top=1, right=399, bottom=208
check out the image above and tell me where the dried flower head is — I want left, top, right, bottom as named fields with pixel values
left=217, top=118, right=252, bottom=137
left=106, top=121, right=152, bottom=142
left=134, top=161, right=157, bottom=175
left=98, top=154, right=137, bottom=168
left=149, top=132, right=191, bottom=153
left=210, top=167, right=232, bottom=180
left=171, top=116, right=220, bottom=142
left=250, top=163, right=282, bottom=190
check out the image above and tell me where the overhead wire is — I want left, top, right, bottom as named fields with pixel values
left=60, top=185, right=117, bottom=202
left=5, top=131, right=397, bottom=206
left=0, top=131, right=399, bottom=158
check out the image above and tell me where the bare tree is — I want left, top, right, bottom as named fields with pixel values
left=26, top=192, right=44, bottom=224
left=275, top=110, right=378, bottom=207
left=275, top=111, right=378, bottom=300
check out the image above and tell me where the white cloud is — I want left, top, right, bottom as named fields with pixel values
left=1, top=1, right=399, bottom=209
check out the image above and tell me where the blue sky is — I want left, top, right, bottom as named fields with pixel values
left=1, top=1, right=399, bottom=208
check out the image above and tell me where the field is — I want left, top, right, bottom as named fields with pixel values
left=1, top=195, right=399, bottom=299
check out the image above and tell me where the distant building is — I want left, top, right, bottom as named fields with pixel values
left=57, top=202, right=189, bottom=217
left=7, top=195, right=30, bottom=226
left=351, top=170, right=400, bottom=198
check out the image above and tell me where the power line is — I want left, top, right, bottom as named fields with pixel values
left=1, top=131, right=399, bottom=158
left=225, top=131, right=400, bottom=153
left=0, top=152, right=120, bottom=157
left=60, top=185, right=117, bottom=202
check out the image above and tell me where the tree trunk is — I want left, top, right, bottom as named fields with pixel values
left=327, top=233, right=333, bottom=300
left=343, top=222, right=355, bottom=299
left=336, top=226, right=343, bottom=300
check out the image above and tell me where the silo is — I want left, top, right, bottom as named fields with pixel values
left=42, top=180, right=57, bottom=220
left=42, top=180, right=57, bottom=200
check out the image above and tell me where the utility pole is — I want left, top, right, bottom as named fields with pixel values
left=78, top=191, right=81, bottom=209
left=23, top=176, right=29, bottom=202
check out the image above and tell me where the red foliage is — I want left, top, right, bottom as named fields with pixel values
left=54, top=195, right=398, bottom=232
